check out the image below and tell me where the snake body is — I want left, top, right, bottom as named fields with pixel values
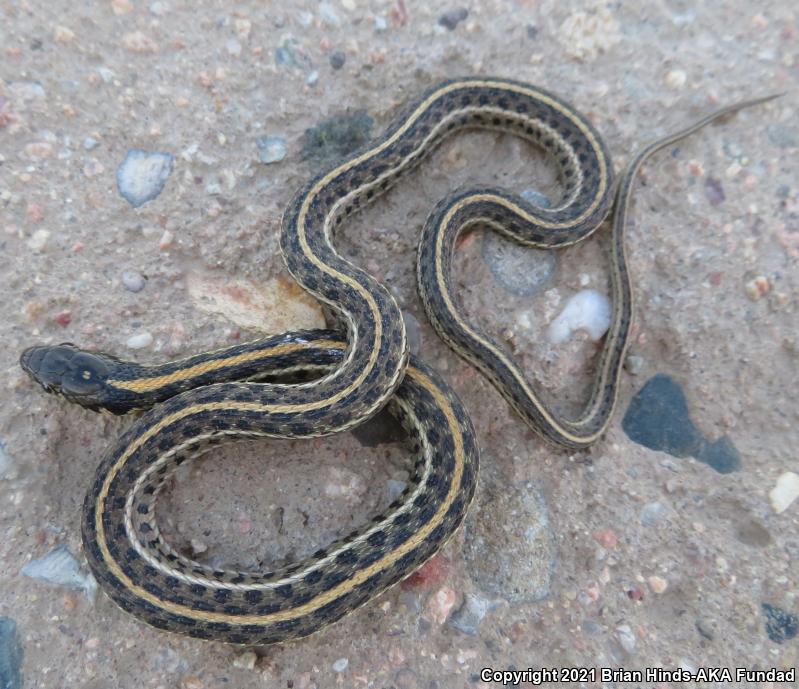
left=19, top=78, right=775, bottom=643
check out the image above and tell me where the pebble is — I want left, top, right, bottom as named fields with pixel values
left=149, top=1, right=167, bottom=15
left=27, top=229, right=50, bottom=251
left=126, top=332, right=154, bottom=349
left=762, top=603, right=798, bottom=644
left=558, top=7, right=621, bottom=61
left=695, top=617, right=715, bottom=641
left=121, top=269, right=146, bottom=292
left=736, top=518, right=772, bottom=547
left=648, top=575, right=668, bottom=594
left=232, top=651, right=257, bottom=670
left=425, top=586, right=458, bottom=625
left=331, top=657, right=349, bottom=673
left=438, top=8, right=468, bottom=30
left=616, top=624, right=636, bottom=654
left=306, top=71, right=319, bottom=86
left=386, top=479, right=407, bottom=502
left=303, top=111, right=374, bottom=166
left=83, top=137, right=99, bottom=151
left=481, top=230, right=555, bottom=297
left=463, top=478, right=555, bottom=602
left=592, top=530, right=617, bottom=549
left=547, top=289, right=611, bottom=344
left=447, top=592, right=498, bottom=636
left=0, top=618, right=23, bottom=689
left=21, top=545, right=97, bottom=600
left=116, top=149, right=173, bottom=208
left=122, top=31, right=159, bottom=53
left=187, top=272, right=325, bottom=334
left=704, top=176, right=725, bottom=205
left=319, top=2, right=342, bottom=27
left=625, top=354, right=644, bottom=374
left=83, top=158, right=104, bottom=178
left=622, top=374, right=741, bottom=474
left=769, top=471, right=799, bottom=514
left=374, top=16, right=388, bottom=32
left=744, top=275, right=770, bottom=301
left=640, top=501, right=666, bottom=526
left=256, top=136, right=288, bottom=164
left=665, top=69, right=687, bottom=89
left=329, top=51, right=346, bottom=70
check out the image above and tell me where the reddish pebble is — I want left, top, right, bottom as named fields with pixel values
left=708, top=271, right=724, bottom=286
left=592, top=529, right=618, bottom=549
left=26, top=203, right=44, bottom=221
left=401, top=554, right=448, bottom=589
left=425, top=586, right=457, bottom=625
left=54, top=311, right=72, bottom=327
left=238, top=515, right=252, bottom=534
left=626, top=585, right=645, bottom=601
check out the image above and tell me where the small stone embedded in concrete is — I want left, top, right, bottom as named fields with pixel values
left=329, top=51, right=346, bottom=70
left=331, top=657, right=349, bottom=673
left=21, top=545, right=97, bottom=600
left=769, top=471, right=799, bottom=513
left=625, top=354, right=645, bottom=375
left=438, top=8, right=468, bottom=30
left=116, top=149, right=173, bottom=208
left=704, top=176, right=725, bottom=205
left=547, top=289, right=611, bottom=344
left=640, top=501, right=666, bottom=526
left=766, top=123, right=798, bottom=149
left=622, top=374, right=742, bottom=474
left=0, top=618, right=23, bottom=689
left=303, top=110, right=374, bottom=166
left=481, top=231, right=555, bottom=297
left=83, top=136, right=100, bottom=150
left=386, top=479, right=407, bottom=503
left=616, top=624, right=636, bottom=654
left=126, top=332, right=154, bottom=349
left=232, top=651, right=257, bottom=670
left=425, top=586, right=458, bottom=625
left=463, top=477, right=555, bottom=602
left=121, top=269, right=146, bottom=292
left=762, top=603, right=798, bottom=643
left=447, top=592, right=499, bottom=635
left=256, top=136, right=288, bottom=164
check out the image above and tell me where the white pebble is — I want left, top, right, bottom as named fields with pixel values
left=331, top=657, right=349, bottom=673
left=665, top=69, right=687, bottom=89
left=27, top=229, right=51, bottom=251
left=121, top=269, right=146, bottom=292
left=547, top=289, right=611, bottom=344
left=233, top=651, right=257, bottom=670
left=616, top=624, right=636, bottom=653
left=116, top=149, right=173, bottom=208
left=126, top=332, right=154, bottom=349
left=769, top=472, right=799, bottom=514
left=21, top=545, right=98, bottom=601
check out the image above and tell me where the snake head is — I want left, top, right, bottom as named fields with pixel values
left=19, top=343, right=118, bottom=411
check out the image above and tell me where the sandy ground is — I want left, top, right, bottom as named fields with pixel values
left=1, top=1, right=798, bottom=688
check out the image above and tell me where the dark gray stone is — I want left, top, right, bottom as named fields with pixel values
left=622, top=374, right=741, bottom=474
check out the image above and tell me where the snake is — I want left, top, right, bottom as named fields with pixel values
left=18, top=77, right=777, bottom=644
